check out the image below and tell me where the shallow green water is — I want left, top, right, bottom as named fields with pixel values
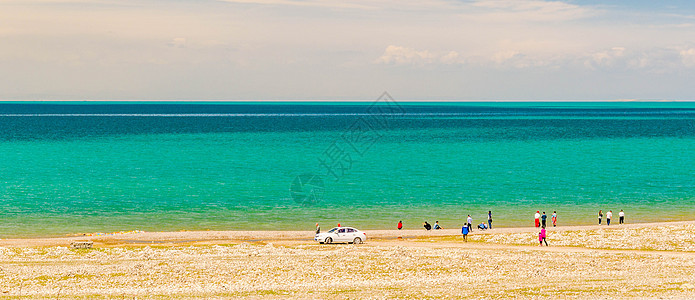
left=1, top=102, right=694, bottom=237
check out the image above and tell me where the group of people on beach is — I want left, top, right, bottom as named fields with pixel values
left=532, top=211, right=556, bottom=246
left=597, top=209, right=625, bottom=225
left=397, top=211, right=495, bottom=242
left=533, top=211, right=557, bottom=228
left=398, top=211, right=497, bottom=242
left=319, top=208, right=627, bottom=245
left=419, top=221, right=443, bottom=230
left=460, top=211, right=493, bottom=242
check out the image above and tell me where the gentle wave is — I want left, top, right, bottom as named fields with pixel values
left=1, top=111, right=695, bottom=117
left=3, top=113, right=410, bottom=117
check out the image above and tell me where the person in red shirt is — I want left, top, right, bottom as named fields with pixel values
left=397, top=220, right=403, bottom=230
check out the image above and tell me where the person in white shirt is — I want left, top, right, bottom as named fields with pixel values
left=534, top=211, right=541, bottom=227
left=467, top=215, right=473, bottom=232
left=606, top=210, right=613, bottom=226
left=619, top=210, right=625, bottom=225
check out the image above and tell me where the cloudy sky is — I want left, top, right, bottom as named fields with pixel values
left=1, top=0, right=695, bottom=100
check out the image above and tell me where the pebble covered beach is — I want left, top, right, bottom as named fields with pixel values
left=1, top=222, right=694, bottom=299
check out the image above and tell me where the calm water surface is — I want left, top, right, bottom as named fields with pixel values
left=1, top=102, right=694, bottom=237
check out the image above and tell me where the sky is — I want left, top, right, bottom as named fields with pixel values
left=1, top=0, right=695, bottom=100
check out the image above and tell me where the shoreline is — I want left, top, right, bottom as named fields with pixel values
left=2, top=220, right=693, bottom=248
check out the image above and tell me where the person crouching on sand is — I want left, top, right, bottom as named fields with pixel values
left=423, top=221, right=432, bottom=230
left=461, top=224, right=469, bottom=242
left=477, top=222, right=487, bottom=230
left=397, top=220, right=403, bottom=230
left=434, top=221, right=442, bottom=230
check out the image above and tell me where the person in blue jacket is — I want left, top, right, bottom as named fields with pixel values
left=461, top=224, right=469, bottom=242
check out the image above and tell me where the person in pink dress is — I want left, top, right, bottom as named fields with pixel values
left=539, top=226, right=548, bottom=246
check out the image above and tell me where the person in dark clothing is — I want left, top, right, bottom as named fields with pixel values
left=315, top=223, right=320, bottom=234
left=423, top=221, right=432, bottom=230
left=488, top=211, right=493, bottom=229
left=541, top=212, right=547, bottom=228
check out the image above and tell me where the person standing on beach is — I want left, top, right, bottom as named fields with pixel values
left=397, top=220, right=403, bottom=230
left=551, top=211, right=557, bottom=227
left=461, top=224, right=469, bottom=242
left=315, top=223, right=320, bottom=234
left=488, top=211, right=493, bottom=229
left=619, top=210, right=625, bottom=225
left=541, top=212, right=547, bottom=228
left=606, top=210, right=613, bottom=226
left=534, top=211, right=541, bottom=227
left=467, top=215, right=473, bottom=232
left=598, top=210, right=603, bottom=225
left=539, top=226, right=548, bottom=246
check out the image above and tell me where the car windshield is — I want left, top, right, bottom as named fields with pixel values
left=327, top=228, right=338, bottom=233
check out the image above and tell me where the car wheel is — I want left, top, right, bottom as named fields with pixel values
left=319, top=242, right=324, bottom=244
left=325, top=237, right=332, bottom=244
left=353, top=237, right=362, bottom=244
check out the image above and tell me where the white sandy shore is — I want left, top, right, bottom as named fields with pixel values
left=1, top=221, right=694, bottom=299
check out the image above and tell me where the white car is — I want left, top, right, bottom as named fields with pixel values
left=315, top=227, right=367, bottom=244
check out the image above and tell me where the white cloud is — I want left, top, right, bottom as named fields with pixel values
left=491, top=50, right=521, bottom=64
left=470, top=0, right=597, bottom=22
left=216, top=0, right=376, bottom=10
left=375, top=44, right=695, bottom=73
left=168, top=37, right=187, bottom=48
left=376, top=45, right=435, bottom=65
left=440, top=51, right=462, bottom=64
left=2, top=0, right=695, bottom=100
left=0, top=0, right=117, bottom=3
left=376, top=46, right=472, bottom=66
left=376, top=46, right=559, bottom=69
left=217, top=0, right=596, bottom=21
left=585, top=47, right=626, bottom=69
left=680, top=48, right=695, bottom=67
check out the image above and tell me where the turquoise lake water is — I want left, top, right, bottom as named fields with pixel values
left=1, top=101, right=694, bottom=237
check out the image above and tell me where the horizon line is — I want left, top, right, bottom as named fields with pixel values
left=2, top=99, right=695, bottom=103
